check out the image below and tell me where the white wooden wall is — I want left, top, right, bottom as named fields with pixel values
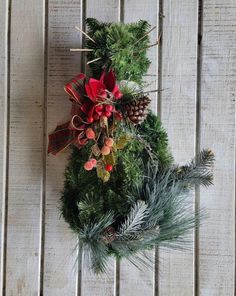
left=0, top=0, right=235, bottom=295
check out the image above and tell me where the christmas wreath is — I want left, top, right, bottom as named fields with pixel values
left=48, top=18, right=214, bottom=273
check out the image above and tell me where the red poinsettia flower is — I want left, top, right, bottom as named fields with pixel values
left=100, top=69, right=123, bottom=99
left=85, top=78, right=107, bottom=102
left=83, top=70, right=123, bottom=123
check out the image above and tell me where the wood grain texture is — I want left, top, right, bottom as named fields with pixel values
left=159, top=1, right=198, bottom=295
left=80, top=2, right=120, bottom=295
left=0, top=0, right=7, bottom=291
left=199, top=1, right=236, bottom=295
left=119, top=1, right=158, bottom=295
left=4, top=0, right=44, bottom=294
left=124, top=0, right=158, bottom=113
left=86, top=0, right=120, bottom=22
left=0, top=1, right=235, bottom=295
left=43, top=1, right=82, bottom=295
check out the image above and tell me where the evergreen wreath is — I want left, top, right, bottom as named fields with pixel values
left=48, top=18, right=214, bottom=273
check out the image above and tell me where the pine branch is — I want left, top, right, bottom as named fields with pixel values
left=118, top=201, right=148, bottom=238
left=79, top=211, right=114, bottom=240
left=173, top=149, right=215, bottom=187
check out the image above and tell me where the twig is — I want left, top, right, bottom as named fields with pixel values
left=133, top=26, right=157, bottom=46
left=75, top=26, right=96, bottom=44
left=133, top=88, right=168, bottom=97
left=143, top=88, right=167, bottom=94
left=137, top=34, right=162, bottom=51
left=87, top=57, right=101, bottom=65
left=70, top=48, right=94, bottom=52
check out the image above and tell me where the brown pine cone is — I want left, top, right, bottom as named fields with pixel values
left=123, top=96, right=151, bottom=124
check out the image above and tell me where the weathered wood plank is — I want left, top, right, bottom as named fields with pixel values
left=81, top=1, right=119, bottom=295
left=5, top=0, right=44, bottom=294
left=43, top=1, right=82, bottom=295
left=119, top=1, right=158, bottom=295
left=159, top=1, right=198, bottom=295
left=86, top=0, right=120, bottom=22
left=124, top=0, right=158, bottom=113
left=199, top=1, right=236, bottom=295
left=0, top=0, right=8, bottom=291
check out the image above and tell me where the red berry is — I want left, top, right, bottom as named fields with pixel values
left=95, top=104, right=103, bottom=111
left=105, top=164, right=113, bottom=172
left=105, top=104, right=114, bottom=112
left=90, top=158, right=97, bottom=166
left=84, top=158, right=97, bottom=170
left=85, top=128, right=95, bottom=139
left=84, top=160, right=94, bottom=171
left=95, top=105, right=104, bottom=115
left=104, top=111, right=112, bottom=117
left=87, top=117, right=94, bottom=123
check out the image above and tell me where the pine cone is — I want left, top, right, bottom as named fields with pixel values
left=102, top=227, right=117, bottom=244
left=123, top=96, right=151, bottom=124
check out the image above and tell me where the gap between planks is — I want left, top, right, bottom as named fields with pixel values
left=76, top=1, right=87, bottom=295
left=1, top=0, right=11, bottom=294
left=113, top=2, right=125, bottom=295
left=38, top=0, right=49, bottom=294
left=194, top=0, right=203, bottom=295
left=154, top=1, right=163, bottom=295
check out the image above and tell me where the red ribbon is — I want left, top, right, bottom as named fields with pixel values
left=48, top=70, right=122, bottom=155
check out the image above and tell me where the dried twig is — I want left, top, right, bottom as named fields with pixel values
left=75, top=26, right=96, bottom=44
left=133, top=26, right=157, bottom=46
left=87, top=57, right=102, bottom=65
left=137, top=34, right=162, bottom=52
left=70, top=48, right=94, bottom=52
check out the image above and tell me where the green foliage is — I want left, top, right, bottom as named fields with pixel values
left=137, top=112, right=173, bottom=167
left=59, top=19, right=215, bottom=274
left=173, top=149, right=214, bottom=187
left=82, top=150, right=214, bottom=272
left=77, top=192, right=103, bottom=224
left=61, top=112, right=171, bottom=232
left=85, top=18, right=151, bottom=83
left=60, top=109, right=214, bottom=273
left=79, top=211, right=114, bottom=273
left=118, top=201, right=148, bottom=238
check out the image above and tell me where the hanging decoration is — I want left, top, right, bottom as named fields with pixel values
left=48, top=18, right=214, bottom=273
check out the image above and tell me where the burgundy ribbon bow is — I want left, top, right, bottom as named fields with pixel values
left=48, top=70, right=122, bottom=155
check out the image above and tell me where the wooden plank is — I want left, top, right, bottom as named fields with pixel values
left=125, top=0, right=158, bottom=113
left=80, top=1, right=119, bottom=295
left=86, top=0, right=120, bottom=22
left=159, top=1, right=198, bottom=295
left=0, top=0, right=7, bottom=291
left=4, top=0, right=44, bottom=294
left=43, top=1, right=82, bottom=295
left=199, top=1, right=236, bottom=295
left=119, top=1, right=158, bottom=295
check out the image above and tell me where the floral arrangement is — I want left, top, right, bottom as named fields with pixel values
left=48, top=18, right=214, bottom=273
